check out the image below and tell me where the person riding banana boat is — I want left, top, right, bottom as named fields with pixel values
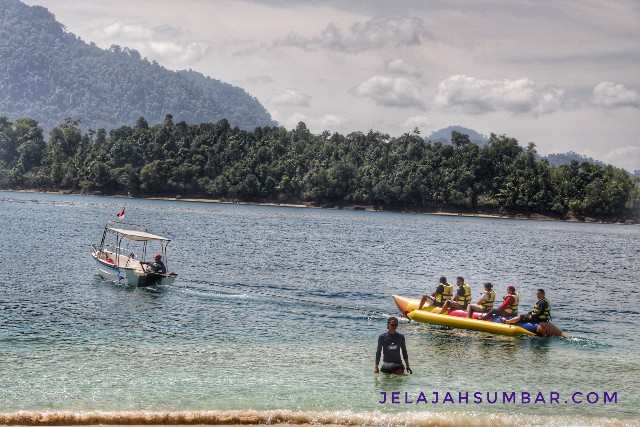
left=418, top=276, right=453, bottom=310
left=440, top=276, right=472, bottom=314
left=467, top=282, right=495, bottom=318
left=481, top=285, right=519, bottom=321
left=502, top=288, right=551, bottom=324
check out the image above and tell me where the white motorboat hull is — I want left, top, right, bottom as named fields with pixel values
left=92, top=250, right=177, bottom=287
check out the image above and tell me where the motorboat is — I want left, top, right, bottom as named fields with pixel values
left=91, top=221, right=178, bottom=287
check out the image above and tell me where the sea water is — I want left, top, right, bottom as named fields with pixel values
left=0, top=191, right=638, bottom=426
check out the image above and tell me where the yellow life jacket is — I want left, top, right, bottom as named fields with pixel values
left=503, top=293, right=519, bottom=314
left=480, top=290, right=495, bottom=311
left=532, top=297, right=551, bottom=321
left=435, top=283, right=454, bottom=303
left=455, top=283, right=472, bottom=307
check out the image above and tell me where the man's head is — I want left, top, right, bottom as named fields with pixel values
left=537, top=288, right=545, bottom=298
left=154, top=254, right=162, bottom=260
left=387, top=317, right=399, bottom=332
left=439, top=276, right=447, bottom=284
left=484, top=282, right=492, bottom=291
left=456, top=277, right=464, bottom=285
left=507, top=285, right=516, bottom=294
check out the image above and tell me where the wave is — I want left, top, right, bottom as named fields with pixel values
left=0, top=410, right=637, bottom=427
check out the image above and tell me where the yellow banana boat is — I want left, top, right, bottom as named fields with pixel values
left=392, top=295, right=566, bottom=338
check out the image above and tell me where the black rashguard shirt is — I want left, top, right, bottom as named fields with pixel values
left=150, top=260, right=166, bottom=274
left=375, top=332, right=408, bottom=366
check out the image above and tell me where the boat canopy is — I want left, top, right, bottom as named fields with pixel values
left=106, top=226, right=171, bottom=242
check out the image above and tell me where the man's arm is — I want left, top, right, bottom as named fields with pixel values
left=374, top=334, right=383, bottom=373
left=497, top=295, right=514, bottom=311
left=400, top=335, right=412, bottom=374
left=476, top=292, right=488, bottom=305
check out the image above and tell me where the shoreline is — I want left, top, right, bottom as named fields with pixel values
left=2, top=411, right=636, bottom=427
left=3, top=188, right=637, bottom=224
left=1, top=411, right=636, bottom=427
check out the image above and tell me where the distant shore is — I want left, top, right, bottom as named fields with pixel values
left=4, top=188, right=637, bottom=224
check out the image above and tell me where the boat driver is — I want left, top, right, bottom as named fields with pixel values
left=144, top=254, right=166, bottom=274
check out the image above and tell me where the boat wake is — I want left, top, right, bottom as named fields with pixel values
left=564, top=336, right=613, bottom=349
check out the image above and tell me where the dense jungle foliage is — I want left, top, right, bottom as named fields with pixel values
left=1, top=116, right=638, bottom=221
left=0, top=0, right=276, bottom=133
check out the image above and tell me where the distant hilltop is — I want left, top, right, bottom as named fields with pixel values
left=0, top=0, right=277, bottom=133
left=427, top=125, right=489, bottom=146
left=427, top=125, right=614, bottom=170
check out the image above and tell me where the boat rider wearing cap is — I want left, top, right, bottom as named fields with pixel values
left=503, top=288, right=550, bottom=324
left=440, top=276, right=472, bottom=314
left=418, top=276, right=453, bottom=310
left=143, top=254, right=166, bottom=274
left=481, top=285, right=519, bottom=321
left=467, top=282, right=495, bottom=318
left=374, top=317, right=412, bottom=375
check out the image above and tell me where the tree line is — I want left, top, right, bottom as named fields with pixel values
left=1, top=115, right=639, bottom=221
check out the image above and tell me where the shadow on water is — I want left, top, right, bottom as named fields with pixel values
left=410, top=322, right=528, bottom=352
left=406, top=317, right=613, bottom=350
left=373, top=372, right=410, bottom=392
left=90, top=275, right=168, bottom=299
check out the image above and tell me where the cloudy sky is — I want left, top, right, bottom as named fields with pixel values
left=25, top=0, right=640, bottom=171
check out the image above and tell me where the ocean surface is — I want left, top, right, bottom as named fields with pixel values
left=0, top=191, right=639, bottom=427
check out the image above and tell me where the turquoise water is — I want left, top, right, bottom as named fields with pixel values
left=0, top=191, right=639, bottom=426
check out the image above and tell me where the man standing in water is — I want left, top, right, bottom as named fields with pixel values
left=374, top=317, right=412, bottom=375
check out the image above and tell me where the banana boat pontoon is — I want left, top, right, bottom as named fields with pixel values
left=393, top=295, right=566, bottom=338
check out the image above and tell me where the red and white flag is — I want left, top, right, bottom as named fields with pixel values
left=117, top=208, right=125, bottom=218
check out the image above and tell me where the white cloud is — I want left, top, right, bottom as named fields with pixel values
left=351, top=76, right=424, bottom=109
left=584, top=145, right=640, bottom=172
left=244, top=75, right=275, bottom=85
left=98, top=21, right=210, bottom=64
left=270, top=89, right=312, bottom=107
left=402, top=115, right=430, bottom=129
left=591, top=82, right=640, bottom=108
left=281, top=16, right=429, bottom=53
left=384, top=58, right=422, bottom=77
left=282, top=113, right=348, bottom=132
left=433, top=75, right=567, bottom=116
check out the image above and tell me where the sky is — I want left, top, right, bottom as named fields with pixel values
left=24, top=0, right=640, bottom=171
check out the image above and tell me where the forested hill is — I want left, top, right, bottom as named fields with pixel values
left=0, top=0, right=276, bottom=133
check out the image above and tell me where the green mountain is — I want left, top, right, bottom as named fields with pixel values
left=427, top=126, right=489, bottom=146
left=543, top=151, right=605, bottom=168
left=0, top=0, right=277, bottom=133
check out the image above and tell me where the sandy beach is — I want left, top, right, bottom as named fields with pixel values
left=8, top=188, right=587, bottom=223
